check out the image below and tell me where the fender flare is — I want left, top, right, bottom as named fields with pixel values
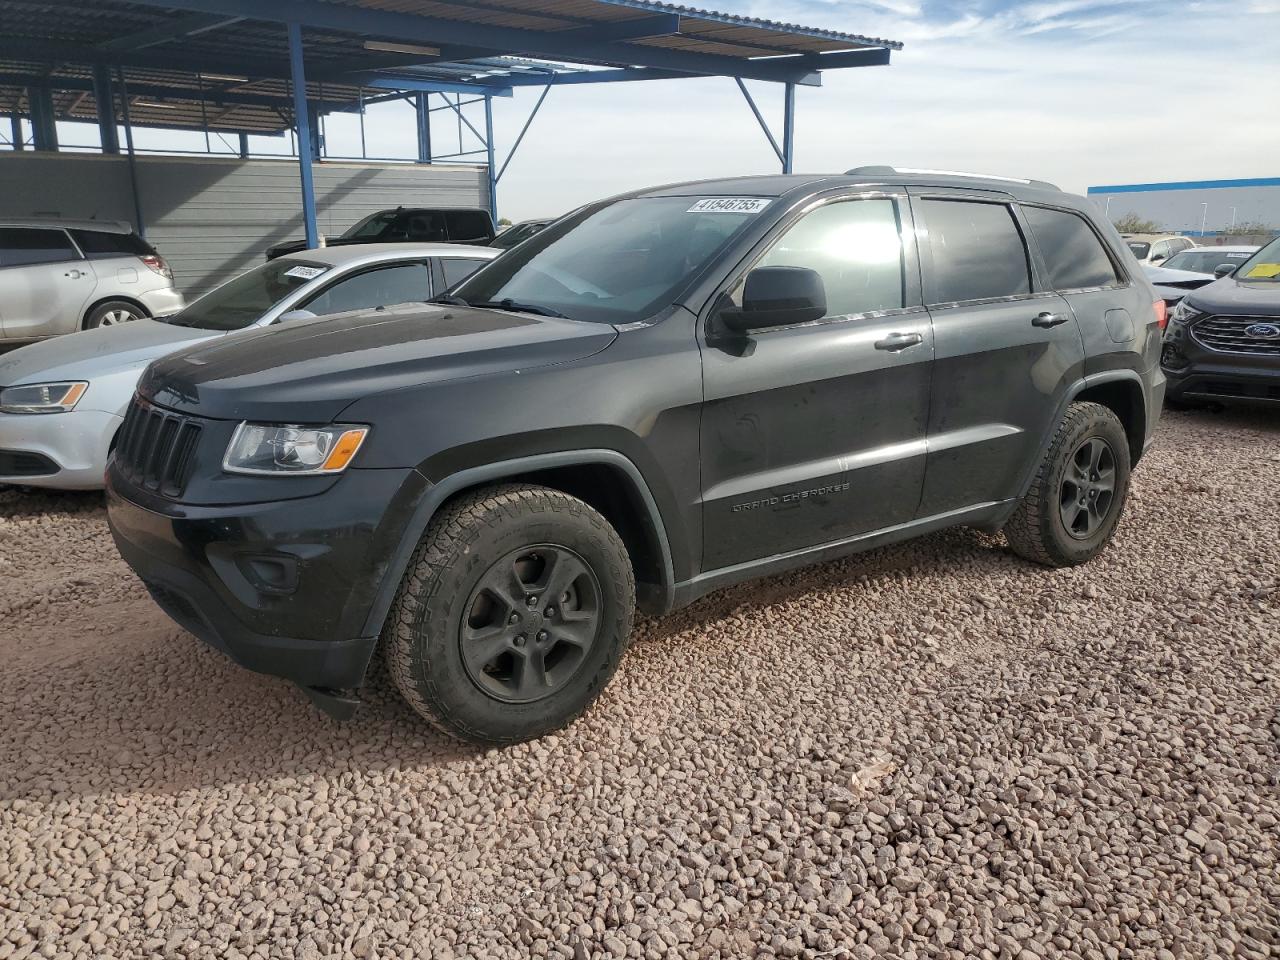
left=359, top=449, right=677, bottom=638
left=987, top=369, right=1150, bottom=531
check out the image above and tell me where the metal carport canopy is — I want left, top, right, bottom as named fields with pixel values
left=0, top=0, right=901, bottom=246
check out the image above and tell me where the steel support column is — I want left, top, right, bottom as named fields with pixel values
left=91, top=65, right=119, bottom=154
left=484, top=95, right=497, bottom=225
left=27, top=86, right=57, bottom=151
left=238, top=132, right=249, bottom=158
left=781, top=82, right=795, bottom=174
left=415, top=92, right=431, bottom=163
left=287, top=22, right=318, bottom=249
left=115, top=68, right=145, bottom=237
left=8, top=114, right=22, bottom=151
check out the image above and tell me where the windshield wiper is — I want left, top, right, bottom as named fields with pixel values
left=434, top=296, right=568, bottom=318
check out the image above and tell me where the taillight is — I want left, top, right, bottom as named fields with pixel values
left=1153, top=298, right=1168, bottom=331
left=141, top=254, right=172, bottom=281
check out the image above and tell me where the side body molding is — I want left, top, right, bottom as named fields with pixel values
left=359, top=449, right=678, bottom=638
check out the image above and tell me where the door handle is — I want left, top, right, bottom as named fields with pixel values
left=1032, top=311, right=1070, bottom=328
left=65, top=269, right=83, bottom=279
left=874, top=331, right=923, bottom=351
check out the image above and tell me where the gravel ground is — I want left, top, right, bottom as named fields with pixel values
left=1, top=408, right=1277, bottom=960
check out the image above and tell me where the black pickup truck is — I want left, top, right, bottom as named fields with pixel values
left=264, top=206, right=495, bottom=260
left=107, top=169, right=1165, bottom=744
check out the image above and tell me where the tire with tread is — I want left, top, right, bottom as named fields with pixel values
left=1003, top=401, right=1132, bottom=567
left=384, top=483, right=634, bottom=744
left=83, top=299, right=146, bottom=330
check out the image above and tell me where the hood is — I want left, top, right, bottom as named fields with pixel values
left=0, top=319, right=221, bottom=386
left=139, top=302, right=618, bottom=422
left=1181, top=273, right=1280, bottom=317
left=1143, top=264, right=1212, bottom=286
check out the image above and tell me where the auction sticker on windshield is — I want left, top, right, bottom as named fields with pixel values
left=284, top=265, right=329, bottom=280
left=1246, top=262, right=1280, bottom=279
left=688, top=198, right=771, bottom=214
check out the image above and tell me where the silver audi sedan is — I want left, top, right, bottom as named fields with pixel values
left=0, top=242, right=499, bottom=490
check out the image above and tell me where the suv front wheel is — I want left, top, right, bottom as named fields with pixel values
left=385, top=484, right=635, bottom=744
left=1003, top=401, right=1132, bottom=567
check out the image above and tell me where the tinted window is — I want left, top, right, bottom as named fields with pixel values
left=1023, top=206, right=1120, bottom=289
left=69, top=228, right=156, bottom=260
left=0, top=227, right=79, bottom=267
left=450, top=196, right=764, bottom=324
left=921, top=200, right=1030, bottom=303
left=749, top=198, right=905, bottom=319
left=440, top=257, right=489, bottom=289
left=304, top=264, right=432, bottom=315
left=444, top=210, right=495, bottom=242
left=343, top=211, right=399, bottom=240
left=1165, top=249, right=1255, bottom=273
left=1150, top=241, right=1170, bottom=261
left=1126, top=240, right=1151, bottom=259
left=165, top=259, right=328, bottom=330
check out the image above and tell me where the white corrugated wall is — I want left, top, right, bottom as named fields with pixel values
left=0, top=152, right=490, bottom=297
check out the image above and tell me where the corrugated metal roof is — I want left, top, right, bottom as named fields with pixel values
left=0, top=0, right=899, bottom=133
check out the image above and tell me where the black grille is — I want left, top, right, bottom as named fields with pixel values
left=0, top=449, right=59, bottom=477
left=1191, top=316, right=1280, bottom=355
left=114, top=398, right=202, bottom=497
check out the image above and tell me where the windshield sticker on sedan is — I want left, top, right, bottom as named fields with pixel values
left=1245, top=263, right=1280, bottom=279
left=687, top=198, right=771, bottom=214
left=283, top=265, right=328, bottom=280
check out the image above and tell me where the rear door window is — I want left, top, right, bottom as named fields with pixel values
left=919, top=199, right=1031, bottom=304
left=439, top=257, right=490, bottom=290
left=302, top=263, right=432, bottom=315
left=444, top=211, right=494, bottom=242
left=1022, top=206, right=1121, bottom=290
left=0, top=227, right=80, bottom=267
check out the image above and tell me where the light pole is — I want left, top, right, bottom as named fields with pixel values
left=1105, top=196, right=1112, bottom=217
left=1199, top=202, right=1208, bottom=237
left=1230, top=206, right=1237, bottom=231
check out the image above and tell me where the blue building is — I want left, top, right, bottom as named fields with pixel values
left=1087, top=177, right=1280, bottom=236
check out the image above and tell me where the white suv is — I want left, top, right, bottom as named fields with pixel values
left=0, top=220, right=185, bottom=341
left=1122, top=233, right=1196, bottom=266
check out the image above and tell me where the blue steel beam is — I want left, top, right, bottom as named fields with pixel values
left=26, top=87, right=58, bottom=151
left=287, top=23, right=318, bottom=249
left=781, top=81, right=795, bottom=174
left=415, top=92, right=432, bottom=163
left=495, top=84, right=552, bottom=184
left=115, top=68, right=146, bottom=237
left=118, top=0, right=827, bottom=85
left=484, top=96, right=497, bottom=225
left=734, top=78, right=783, bottom=166
left=91, top=64, right=120, bottom=154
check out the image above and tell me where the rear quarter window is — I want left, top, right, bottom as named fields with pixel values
left=920, top=199, right=1031, bottom=304
left=1022, top=206, right=1121, bottom=290
left=445, top=211, right=495, bottom=242
left=69, top=228, right=156, bottom=260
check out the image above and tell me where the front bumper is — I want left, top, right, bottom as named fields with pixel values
left=0, top=409, right=121, bottom=489
left=138, top=287, right=186, bottom=318
left=106, top=464, right=429, bottom=692
left=1162, top=324, right=1280, bottom=406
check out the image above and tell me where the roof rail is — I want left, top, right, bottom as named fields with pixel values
left=845, top=165, right=1058, bottom=190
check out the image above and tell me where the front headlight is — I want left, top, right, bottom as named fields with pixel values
left=1170, top=299, right=1205, bottom=326
left=223, top=422, right=369, bottom=476
left=0, top=381, right=88, bottom=414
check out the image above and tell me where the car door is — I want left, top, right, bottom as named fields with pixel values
left=1020, top=204, right=1138, bottom=376
left=0, top=227, right=98, bottom=339
left=910, top=192, right=1084, bottom=515
left=699, top=191, right=933, bottom=570
left=297, top=261, right=433, bottom=316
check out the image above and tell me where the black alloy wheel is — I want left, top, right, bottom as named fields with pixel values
left=461, top=544, right=602, bottom=703
left=1059, top=437, right=1117, bottom=540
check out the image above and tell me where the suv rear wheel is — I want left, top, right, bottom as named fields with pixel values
left=84, top=299, right=146, bottom=330
left=1003, top=401, right=1132, bottom=567
left=385, top=484, right=635, bottom=744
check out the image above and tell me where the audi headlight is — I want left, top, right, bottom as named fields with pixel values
left=1170, top=299, right=1204, bottom=326
left=223, top=422, right=369, bottom=476
left=0, top=381, right=88, bottom=414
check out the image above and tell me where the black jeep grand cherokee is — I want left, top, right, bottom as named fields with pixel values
left=108, top=169, right=1165, bottom=744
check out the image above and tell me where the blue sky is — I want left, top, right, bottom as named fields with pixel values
left=110, top=0, right=1278, bottom=224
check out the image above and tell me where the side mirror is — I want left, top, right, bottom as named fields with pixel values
left=1214, top=263, right=1236, bottom=279
left=276, top=309, right=318, bottom=323
left=720, top=266, right=827, bottom=333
